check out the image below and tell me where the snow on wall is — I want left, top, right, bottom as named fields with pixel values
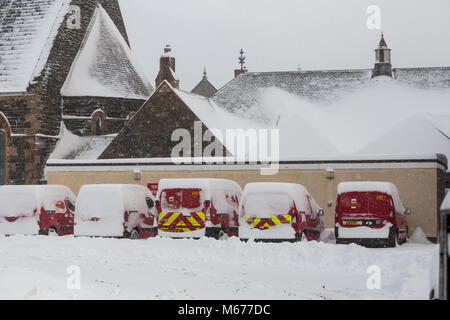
left=60, top=4, right=153, bottom=99
left=0, top=0, right=71, bottom=93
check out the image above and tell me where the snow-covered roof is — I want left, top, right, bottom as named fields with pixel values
left=212, top=67, right=450, bottom=112
left=212, top=69, right=373, bottom=112
left=0, top=0, right=70, bottom=93
left=49, top=122, right=115, bottom=160
left=393, top=67, right=450, bottom=89
left=60, top=5, right=153, bottom=99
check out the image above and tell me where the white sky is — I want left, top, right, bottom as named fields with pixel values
left=119, top=0, right=450, bottom=91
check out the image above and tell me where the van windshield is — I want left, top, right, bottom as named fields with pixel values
left=339, top=192, right=393, bottom=216
left=161, top=189, right=203, bottom=212
left=243, top=192, right=292, bottom=217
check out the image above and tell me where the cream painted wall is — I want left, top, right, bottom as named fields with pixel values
left=47, top=167, right=440, bottom=237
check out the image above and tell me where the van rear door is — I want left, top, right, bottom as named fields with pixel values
left=159, top=188, right=206, bottom=232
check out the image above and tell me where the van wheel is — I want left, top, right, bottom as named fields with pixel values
left=205, top=227, right=221, bottom=239
left=130, top=229, right=140, bottom=240
left=388, top=227, right=397, bottom=247
left=48, top=228, right=58, bottom=237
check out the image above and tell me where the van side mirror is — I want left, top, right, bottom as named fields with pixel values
left=317, top=209, right=324, bottom=217
left=146, top=197, right=155, bottom=209
left=404, top=207, right=412, bottom=215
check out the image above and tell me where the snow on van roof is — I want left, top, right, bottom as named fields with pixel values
left=75, top=184, right=153, bottom=237
left=0, top=185, right=75, bottom=218
left=337, top=181, right=406, bottom=212
left=338, top=181, right=399, bottom=195
left=242, top=182, right=313, bottom=212
left=158, top=178, right=241, bottom=193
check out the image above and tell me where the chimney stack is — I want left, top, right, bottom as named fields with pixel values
left=155, top=45, right=180, bottom=89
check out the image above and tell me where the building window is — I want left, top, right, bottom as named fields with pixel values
left=0, top=130, right=6, bottom=185
left=96, top=116, right=102, bottom=136
left=379, top=50, right=384, bottom=63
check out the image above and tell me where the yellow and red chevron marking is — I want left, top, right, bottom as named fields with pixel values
left=158, top=211, right=206, bottom=233
left=244, top=214, right=293, bottom=230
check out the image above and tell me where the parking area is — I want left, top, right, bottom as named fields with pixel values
left=0, top=232, right=437, bottom=300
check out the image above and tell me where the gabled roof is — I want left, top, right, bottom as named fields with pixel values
left=0, top=0, right=70, bottom=93
left=60, top=4, right=153, bottom=99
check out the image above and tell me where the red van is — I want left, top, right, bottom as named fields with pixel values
left=239, top=183, right=325, bottom=242
left=156, top=179, right=242, bottom=239
left=0, top=185, right=76, bottom=236
left=335, top=181, right=411, bottom=247
left=75, top=184, right=157, bottom=239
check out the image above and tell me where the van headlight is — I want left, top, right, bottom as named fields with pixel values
left=375, top=219, right=382, bottom=226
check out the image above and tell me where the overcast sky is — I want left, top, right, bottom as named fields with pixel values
left=119, top=0, right=450, bottom=91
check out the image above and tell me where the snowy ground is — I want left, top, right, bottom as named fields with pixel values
left=0, top=233, right=437, bottom=300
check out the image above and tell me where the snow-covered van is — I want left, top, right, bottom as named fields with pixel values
left=335, top=181, right=411, bottom=247
left=239, top=183, right=325, bottom=242
left=156, top=179, right=242, bottom=239
left=0, top=185, right=76, bottom=236
left=75, top=184, right=157, bottom=239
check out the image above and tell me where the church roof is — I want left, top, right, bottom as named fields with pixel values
left=0, top=0, right=70, bottom=93
left=212, top=67, right=450, bottom=112
left=191, top=72, right=218, bottom=98
left=212, top=69, right=373, bottom=112
left=60, top=4, right=153, bottom=99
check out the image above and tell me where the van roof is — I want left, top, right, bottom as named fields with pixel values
left=0, top=185, right=76, bottom=218
left=338, top=181, right=399, bottom=196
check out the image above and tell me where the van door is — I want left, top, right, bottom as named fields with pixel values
left=338, top=192, right=370, bottom=226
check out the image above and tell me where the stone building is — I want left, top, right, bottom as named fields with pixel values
left=100, top=47, right=225, bottom=159
left=0, top=0, right=152, bottom=185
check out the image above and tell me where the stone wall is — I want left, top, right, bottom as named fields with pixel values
left=62, top=96, right=145, bottom=136
left=0, top=0, right=133, bottom=184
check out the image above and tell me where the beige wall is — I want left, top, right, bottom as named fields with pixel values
left=47, top=167, right=440, bottom=238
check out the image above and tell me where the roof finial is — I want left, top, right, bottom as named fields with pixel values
left=238, top=49, right=246, bottom=71
left=379, top=32, right=387, bottom=48
left=203, top=67, right=207, bottom=80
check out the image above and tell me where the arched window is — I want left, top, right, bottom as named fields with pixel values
left=0, top=129, right=6, bottom=185
left=96, top=116, right=102, bottom=136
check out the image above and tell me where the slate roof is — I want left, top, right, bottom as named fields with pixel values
left=393, top=67, right=450, bottom=89
left=212, top=69, right=372, bottom=112
left=0, top=0, right=70, bottom=93
left=191, top=73, right=218, bottom=98
left=60, top=4, right=153, bottom=99
left=212, top=67, right=450, bottom=112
